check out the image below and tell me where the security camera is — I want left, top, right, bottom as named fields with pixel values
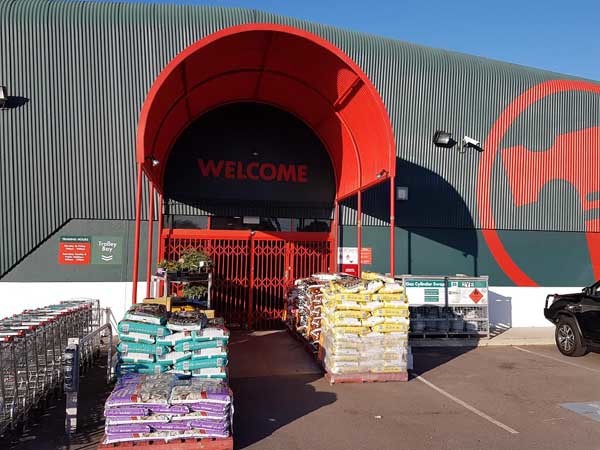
left=462, top=135, right=484, bottom=152
left=463, top=136, right=480, bottom=147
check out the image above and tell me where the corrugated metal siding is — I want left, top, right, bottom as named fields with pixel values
left=2, top=0, right=600, bottom=277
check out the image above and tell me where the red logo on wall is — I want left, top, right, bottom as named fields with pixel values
left=477, top=80, right=600, bottom=286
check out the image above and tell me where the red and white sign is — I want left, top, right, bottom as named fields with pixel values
left=341, top=264, right=359, bottom=276
left=360, top=248, right=372, bottom=265
left=469, top=289, right=484, bottom=304
left=59, top=236, right=91, bottom=265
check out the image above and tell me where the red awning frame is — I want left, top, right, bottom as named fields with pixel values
left=132, top=24, right=397, bottom=302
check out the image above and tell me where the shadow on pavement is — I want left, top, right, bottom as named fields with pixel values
left=410, top=346, right=478, bottom=378
left=228, top=330, right=335, bottom=450
left=2, top=354, right=113, bottom=450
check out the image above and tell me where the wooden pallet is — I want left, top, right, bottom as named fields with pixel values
left=325, top=371, right=409, bottom=384
left=98, top=436, right=233, bottom=450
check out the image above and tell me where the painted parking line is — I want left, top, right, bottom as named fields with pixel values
left=513, top=346, right=600, bottom=374
left=560, top=402, right=600, bottom=423
left=413, top=374, right=519, bottom=434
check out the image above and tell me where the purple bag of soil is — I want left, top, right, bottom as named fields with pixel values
left=104, top=406, right=149, bottom=417
left=169, top=381, right=231, bottom=404
left=171, top=410, right=228, bottom=421
left=151, top=421, right=191, bottom=431
left=148, top=404, right=189, bottom=415
left=106, top=385, right=169, bottom=408
left=106, top=416, right=170, bottom=426
left=188, top=402, right=230, bottom=414
left=189, top=419, right=230, bottom=432
left=106, top=424, right=152, bottom=434
left=103, top=431, right=181, bottom=444
left=116, top=373, right=144, bottom=387
left=181, top=428, right=231, bottom=439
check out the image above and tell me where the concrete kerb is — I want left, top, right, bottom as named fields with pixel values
left=409, top=327, right=555, bottom=347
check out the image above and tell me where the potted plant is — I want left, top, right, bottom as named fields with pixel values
left=182, top=284, right=208, bottom=299
left=178, top=249, right=213, bottom=274
left=157, top=259, right=178, bottom=276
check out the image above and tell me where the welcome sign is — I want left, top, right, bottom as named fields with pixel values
left=164, top=103, right=335, bottom=217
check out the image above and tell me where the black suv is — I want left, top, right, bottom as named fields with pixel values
left=544, top=280, right=600, bottom=356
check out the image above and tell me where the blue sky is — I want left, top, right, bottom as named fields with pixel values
left=94, top=0, right=600, bottom=80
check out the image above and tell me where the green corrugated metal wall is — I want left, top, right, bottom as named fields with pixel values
left=1, top=0, right=599, bottom=278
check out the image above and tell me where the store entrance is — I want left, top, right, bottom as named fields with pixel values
left=160, top=102, right=336, bottom=329
left=161, top=230, right=332, bottom=330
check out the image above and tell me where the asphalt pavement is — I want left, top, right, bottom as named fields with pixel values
left=4, top=330, right=600, bottom=450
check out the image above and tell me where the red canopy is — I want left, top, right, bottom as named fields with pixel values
left=136, top=24, right=396, bottom=199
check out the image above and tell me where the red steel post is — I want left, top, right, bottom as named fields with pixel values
left=131, top=163, right=144, bottom=304
left=357, top=190, right=362, bottom=277
left=145, top=184, right=155, bottom=298
left=389, top=176, right=396, bottom=276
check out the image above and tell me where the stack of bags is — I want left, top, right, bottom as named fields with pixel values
left=321, top=272, right=412, bottom=375
left=103, top=373, right=232, bottom=444
left=117, top=305, right=230, bottom=380
left=117, top=304, right=173, bottom=375
left=286, top=273, right=348, bottom=346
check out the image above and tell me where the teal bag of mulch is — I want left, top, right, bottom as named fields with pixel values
left=118, top=321, right=170, bottom=337
left=193, top=327, right=229, bottom=342
left=117, top=342, right=170, bottom=356
left=119, top=331, right=155, bottom=345
left=174, top=339, right=227, bottom=353
left=135, top=362, right=170, bottom=375
left=120, top=352, right=155, bottom=364
left=156, top=330, right=197, bottom=346
left=174, top=357, right=228, bottom=372
left=190, top=367, right=228, bottom=380
left=155, top=351, right=192, bottom=366
left=190, top=347, right=227, bottom=361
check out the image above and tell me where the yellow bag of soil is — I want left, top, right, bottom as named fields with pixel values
left=371, top=323, right=410, bottom=333
left=331, top=293, right=373, bottom=303
left=372, top=293, right=407, bottom=302
left=371, top=307, right=409, bottom=318
left=360, top=301, right=386, bottom=312
left=361, top=316, right=385, bottom=327
left=332, top=310, right=369, bottom=320
left=330, top=326, right=371, bottom=338
left=328, top=317, right=362, bottom=327
left=332, top=301, right=363, bottom=311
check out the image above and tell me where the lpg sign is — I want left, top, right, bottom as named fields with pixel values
left=477, top=80, right=600, bottom=286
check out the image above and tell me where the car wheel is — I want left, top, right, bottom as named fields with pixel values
left=555, top=317, right=587, bottom=357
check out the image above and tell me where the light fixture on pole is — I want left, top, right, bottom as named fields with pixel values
left=376, top=169, right=388, bottom=179
left=145, top=156, right=160, bottom=167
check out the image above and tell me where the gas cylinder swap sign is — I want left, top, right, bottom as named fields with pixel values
left=403, top=276, right=488, bottom=306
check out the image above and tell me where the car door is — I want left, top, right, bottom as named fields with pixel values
left=577, top=281, right=600, bottom=342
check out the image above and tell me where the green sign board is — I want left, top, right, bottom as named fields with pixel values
left=91, top=236, right=123, bottom=265
left=59, top=235, right=123, bottom=266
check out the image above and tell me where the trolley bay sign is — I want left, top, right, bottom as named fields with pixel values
left=59, top=236, right=123, bottom=265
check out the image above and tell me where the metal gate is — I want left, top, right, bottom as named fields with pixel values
left=161, top=230, right=333, bottom=330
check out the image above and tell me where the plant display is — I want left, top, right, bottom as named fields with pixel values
left=178, top=249, right=213, bottom=273
left=182, top=284, right=208, bottom=299
left=157, top=259, right=179, bottom=272
left=156, top=249, right=213, bottom=274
